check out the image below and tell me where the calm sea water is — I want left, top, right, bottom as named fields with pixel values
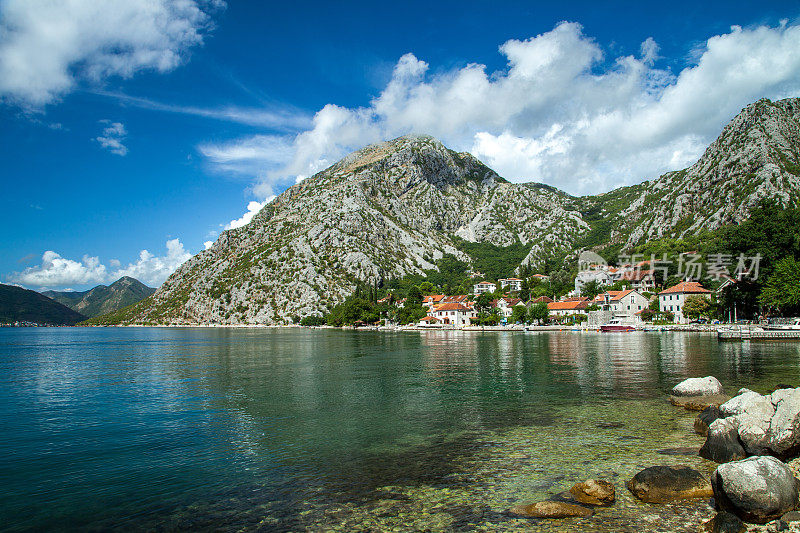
left=1, top=328, right=799, bottom=532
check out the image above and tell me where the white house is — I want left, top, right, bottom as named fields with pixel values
left=473, top=281, right=497, bottom=295
left=574, top=268, right=611, bottom=295
left=429, top=302, right=477, bottom=327
left=492, top=297, right=522, bottom=319
left=658, top=281, right=712, bottom=324
left=498, top=278, right=523, bottom=292
left=595, top=289, right=650, bottom=316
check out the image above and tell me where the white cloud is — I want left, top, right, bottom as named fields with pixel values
left=203, top=241, right=214, bottom=250
left=198, top=21, right=800, bottom=196
left=97, top=91, right=312, bottom=130
left=113, top=239, right=192, bottom=286
left=0, top=0, right=224, bottom=108
left=95, top=120, right=128, bottom=156
left=224, top=197, right=274, bottom=230
left=6, top=239, right=193, bottom=289
left=8, top=251, right=107, bottom=288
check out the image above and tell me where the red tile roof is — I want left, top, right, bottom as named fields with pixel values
left=659, top=281, right=711, bottom=295
left=434, top=302, right=472, bottom=312
left=548, top=301, right=589, bottom=311
left=531, top=296, right=553, bottom=303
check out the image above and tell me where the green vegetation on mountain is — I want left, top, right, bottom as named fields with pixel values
left=44, top=276, right=155, bottom=318
left=0, top=284, right=86, bottom=325
left=452, top=237, right=532, bottom=281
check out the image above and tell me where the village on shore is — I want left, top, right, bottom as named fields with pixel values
left=320, top=257, right=747, bottom=332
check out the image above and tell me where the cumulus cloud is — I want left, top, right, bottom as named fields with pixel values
left=224, top=197, right=275, bottom=230
left=6, top=239, right=193, bottom=289
left=113, top=239, right=193, bottom=286
left=95, top=120, right=128, bottom=155
left=8, top=251, right=107, bottom=287
left=199, top=21, right=800, bottom=196
left=0, top=0, right=224, bottom=108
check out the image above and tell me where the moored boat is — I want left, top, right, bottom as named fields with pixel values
left=600, top=316, right=637, bottom=332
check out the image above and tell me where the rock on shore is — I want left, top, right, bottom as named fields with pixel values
left=670, top=377, right=729, bottom=410
left=700, top=387, right=800, bottom=461
left=711, top=456, right=800, bottom=524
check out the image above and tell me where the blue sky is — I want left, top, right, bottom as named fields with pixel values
left=2, top=1, right=800, bottom=291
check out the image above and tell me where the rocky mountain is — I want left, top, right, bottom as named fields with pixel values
left=581, top=98, right=800, bottom=251
left=98, top=97, right=800, bottom=325
left=43, top=276, right=155, bottom=318
left=0, top=284, right=86, bottom=325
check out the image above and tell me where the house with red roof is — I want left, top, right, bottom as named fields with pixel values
left=472, top=281, right=497, bottom=295
left=422, top=294, right=447, bottom=310
left=547, top=299, right=590, bottom=318
left=594, top=289, right=650, bottom=316
left=658, top=281, right=712, bottom=323
left=428, top=302, right=477, bottom=327
left=498, top=278, right=523, bottom=292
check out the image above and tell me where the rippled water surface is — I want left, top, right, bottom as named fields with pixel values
left=2, top=328, right=799, bottom=531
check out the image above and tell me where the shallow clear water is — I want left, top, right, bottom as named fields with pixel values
left=1, top=328, right=799, bottom=531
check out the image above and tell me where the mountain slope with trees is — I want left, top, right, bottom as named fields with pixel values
left=43, top=276, right=155, bottom=318
left=0, top=284, right=86, bottom=325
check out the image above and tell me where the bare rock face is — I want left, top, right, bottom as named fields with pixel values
left=508, top=501, right=593, bottom=519
left=626, top=466, right=713, bottom=503
left=712, top=456, right=800, bottom=524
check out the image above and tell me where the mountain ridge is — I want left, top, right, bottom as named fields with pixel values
left=1, top=284, right=86, bottom=325
left=94, top=97, right=800, bottom=325
left=43, top=276, right=155, bottom=318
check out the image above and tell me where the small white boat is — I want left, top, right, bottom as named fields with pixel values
left=600, top=315, right=637, bottom=332
left=763, top=318, right=800, bottom=331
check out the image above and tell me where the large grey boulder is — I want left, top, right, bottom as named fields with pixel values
left=672, top=376, right=724, bottom=397
left=700, top=417, right=747, bottom=463
left=736, top=388, right=800, bottom=457
left=712, top=456, right=799, bottom=523
left=719, top=391, right=763, bottom=417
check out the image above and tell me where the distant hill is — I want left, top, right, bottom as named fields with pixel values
left=0, top=284, right=86, bottom=325
left=43, top=276, right=155, bottom=318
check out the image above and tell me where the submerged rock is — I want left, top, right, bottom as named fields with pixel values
left=507, top=501, right=593, bottom=518
left=700, top=511, right=745, bottom=533
left=626, top=466, right=713, bottom=503
left=670, top=394, right=730, bottom=411
left=711, top=456, right=800, bottom=524
left=569, top=479, right=615, bottom=506
left=700, top=418, right=747, bottom=464
left=672, top=376, right=724, bottom=397
left=695, top=406, right=723, bottom=436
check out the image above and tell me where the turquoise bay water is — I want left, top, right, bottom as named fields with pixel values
left=1, top=328, right=799, bottom=531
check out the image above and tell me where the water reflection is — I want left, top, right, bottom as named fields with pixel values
left=2, top=328, right=800, bottom=531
